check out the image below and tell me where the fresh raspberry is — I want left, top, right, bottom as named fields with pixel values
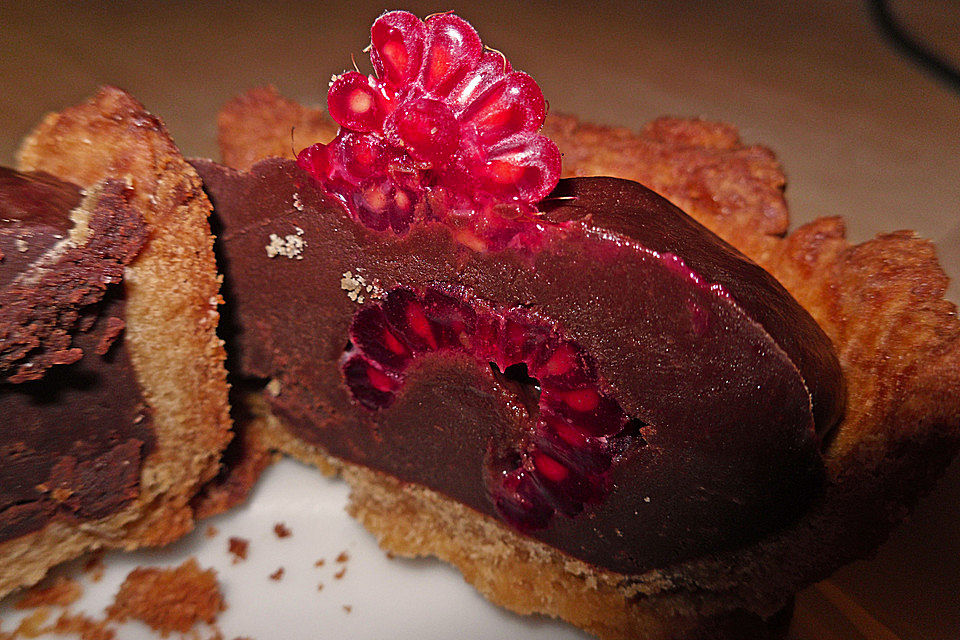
left=298, top=11, right=561, bottom=251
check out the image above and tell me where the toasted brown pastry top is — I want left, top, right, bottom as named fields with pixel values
left=217, top=86, right=338, bottom=175
left=215, top=86, right=960, bottom=615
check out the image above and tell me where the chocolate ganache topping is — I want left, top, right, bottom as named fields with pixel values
left=0, top=167, right=154, bottom=543
left=194, top=156, right=844, bottom=575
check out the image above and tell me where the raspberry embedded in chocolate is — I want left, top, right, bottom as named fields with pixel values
left=382, top=287, right=438, bottom=352
left=341, top=285, right=645, bottom=531
left=490, top=464, right=553, bottom=531
left=297, top=11, right=561, bottom=250
left=349, top=305, right=411, bottom=372
left=340, top=353, right=399, bottom=410
left=421, top=286, right=478, bottom=349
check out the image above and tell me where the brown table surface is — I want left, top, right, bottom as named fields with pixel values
left=2, top=1, right=958, bottom=638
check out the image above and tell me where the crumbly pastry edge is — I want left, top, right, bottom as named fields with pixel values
left=0, top=87, right=231, bottom=598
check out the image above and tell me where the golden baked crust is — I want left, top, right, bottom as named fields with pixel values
left=0, top=87, right=231, bottom=597
left=218, top=86, right=337, bottom=177
left=216, top=86, right=960, bottom=638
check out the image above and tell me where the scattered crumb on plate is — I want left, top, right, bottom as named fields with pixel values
left=82, top=551, right=105, bottom=582
left=50, top=611, right=114, bottom=640
left=15, top=577, right=82, bottom=610
left=106, top=558, right=225, bottom=635
left=228, top=537, right=249, bottom=563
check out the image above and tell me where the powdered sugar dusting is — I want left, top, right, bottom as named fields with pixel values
left=340, top=268, right=382, bottom=304
left=265, top=227, right=306, bottom=259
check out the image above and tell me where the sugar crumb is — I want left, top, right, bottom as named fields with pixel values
left=93, top=316, right=125, bottom=355
left=292, top=192, right=304, bottom=211
left=52, top=610, right=115, bottom=640
left=82, top=551, right=105, bottom=582
left=265, top=227, right=306, bottom=259
left=266, top=378, right=282, bottom=397
left=228, top=537, right=249, bottom=563
left=11, top=608, right=51, bottom=637
left=106, top=558, right=225, bottom=636
left=15, top=576, right=82, bottom=609
left=340, top=269, right=382, bottom=304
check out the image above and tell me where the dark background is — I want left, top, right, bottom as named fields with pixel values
left=1, top=1, right=958, bottom=637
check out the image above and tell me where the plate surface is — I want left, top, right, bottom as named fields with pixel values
left=0, top=460, right=591, bottom=639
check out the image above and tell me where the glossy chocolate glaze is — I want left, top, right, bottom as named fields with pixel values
left=0, top=168, right=154, bottom=543
left=195, top=157, right=844, bottom=575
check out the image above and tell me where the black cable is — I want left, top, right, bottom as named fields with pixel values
left=868, top=0, right=960, bottom=93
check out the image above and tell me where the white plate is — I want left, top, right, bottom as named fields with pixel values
left=0, top=459, right=591, bottom=639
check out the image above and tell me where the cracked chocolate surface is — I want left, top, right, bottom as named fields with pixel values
left=0, top=168, right=154, bottom=543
